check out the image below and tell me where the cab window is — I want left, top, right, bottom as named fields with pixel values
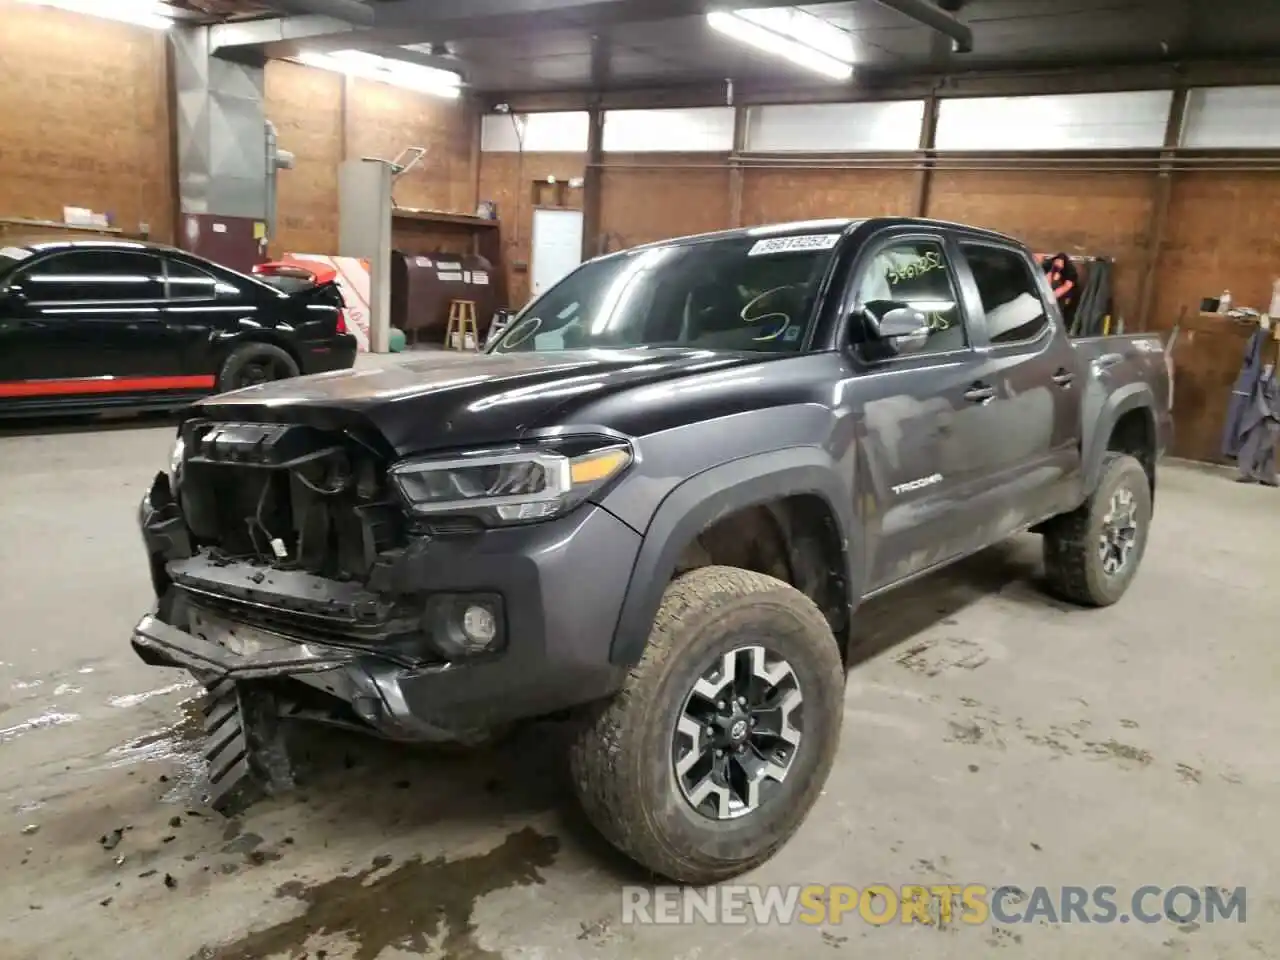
left=853, top=238, right=966, bottom=355
left=960, top=244, right=1051, bottom=344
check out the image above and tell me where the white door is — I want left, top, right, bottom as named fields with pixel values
left=530, top=208, right=584, bottom=301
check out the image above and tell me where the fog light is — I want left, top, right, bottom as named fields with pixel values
left=423, top=594, right=505, bottom=659
left=462, top=604, right=497, bottom=645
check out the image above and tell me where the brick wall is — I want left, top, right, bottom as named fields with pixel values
left=265, top=63, right=479, bottom=258
left=0, top=5, right=173, bottom=241
left=927, top=168, right=1156, bottom=324
left=1155, top=171, right=1280, bottom=328
left=264, top=61, right=342, bottom=258
left=741, top=167, right=917, bottom=226
left=346, top=79, right=474, bottom=216
left=477, top=151, right=586, bottom=307
left=0, top=10, right=478, bottom=257
left=598, top=155, right=732, bottom=249
left=1155, top=172, right=1280, bottom=461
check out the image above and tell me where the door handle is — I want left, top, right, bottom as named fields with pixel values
left=1052, top=368, right=1075, bottom=387
left=1093, top=352, right=1124, bottom=371
left=964, top=382, right=996, bottom=403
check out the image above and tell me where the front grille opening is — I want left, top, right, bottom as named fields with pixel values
left=179, top=422, right=405, bottom=580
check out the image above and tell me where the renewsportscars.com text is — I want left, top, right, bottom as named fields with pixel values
left=622, top=884, right=1246, bottom=927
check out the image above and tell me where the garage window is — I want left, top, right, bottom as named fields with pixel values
left=960, top=244, right=1051, bottom=344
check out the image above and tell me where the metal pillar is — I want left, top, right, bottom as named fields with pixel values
left=339, top=159, right=395, bottom=353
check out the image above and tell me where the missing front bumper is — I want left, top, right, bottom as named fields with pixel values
left=131, top=611, right=480, bottom=744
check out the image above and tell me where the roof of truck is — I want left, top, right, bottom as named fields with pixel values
left=615, top=216, right=1023, bottom=256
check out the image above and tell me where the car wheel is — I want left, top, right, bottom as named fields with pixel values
left=217, top=343, right=300, bottom=393
left=1042, top=452, right=1152, bottom=607
left=569, top=565, right=845, bottom=884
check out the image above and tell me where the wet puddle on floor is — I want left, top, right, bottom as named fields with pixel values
left=108, top=678, right=199, bottom=709
left=0, top=710, right=81, bottom=743
left=97, top=696, right=207, bottom=795
left=192, top=826, right=561, bottom=960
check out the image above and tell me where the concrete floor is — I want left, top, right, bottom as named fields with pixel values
left=1, top=417, right=1278, bottom=960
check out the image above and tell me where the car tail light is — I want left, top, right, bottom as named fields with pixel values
left=336, top=308, right=349, bottom=335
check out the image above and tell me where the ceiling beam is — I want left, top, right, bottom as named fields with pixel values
left=481, top=57, right=1280, bottom=113
left=213, top=0, right=854, bottom=57
left=209, top=15, right=355, bottom=58
left=382, top=45, right=469, bottom=80
left=267, top=0, right=374, bottom=26
left=872, top=0, right=973, bottom=54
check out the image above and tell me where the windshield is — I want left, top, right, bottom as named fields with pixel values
left=491, top=233, right=841, bottom=354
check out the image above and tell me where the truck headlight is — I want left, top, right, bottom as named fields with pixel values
left=389, top=438, right=632, bottom=525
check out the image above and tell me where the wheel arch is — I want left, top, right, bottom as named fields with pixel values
left=1085, top=386, right=1157, bottom=497
left=608, top=448, right=859, bottom=668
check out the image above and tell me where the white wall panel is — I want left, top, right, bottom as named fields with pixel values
left=745, top=100, right=925, bottom=152
left=602, top=107, right=735, bottom=152
left=1182, top=86, right=1280, bottom=148
left=935, top=91, right=1173, bottom=151
left=481, top=111, right=589, bottom=152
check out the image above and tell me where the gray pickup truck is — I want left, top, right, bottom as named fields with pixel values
left=133, top=217, right=1172, bottom=884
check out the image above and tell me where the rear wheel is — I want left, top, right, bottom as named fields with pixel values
left=1042, top=453, right=1152, bottom=606
left=217, top=343, right=300, bottom=393
left=569, top=566, right=844, bottom=884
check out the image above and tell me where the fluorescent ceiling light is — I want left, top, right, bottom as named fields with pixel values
left=295, top=49, right=462, bottom=99
left=14, top=0, right=177, bottom=29
left=707, top=8, right=854, bottom=81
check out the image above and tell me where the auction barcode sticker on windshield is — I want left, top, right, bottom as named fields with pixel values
left=747, top=234, right=841, bottom=256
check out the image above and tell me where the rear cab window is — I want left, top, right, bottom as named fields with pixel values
left=959, top=243, right=1052, bottom=344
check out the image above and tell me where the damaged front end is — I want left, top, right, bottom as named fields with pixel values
left=135, top=420, right=505, bottom=809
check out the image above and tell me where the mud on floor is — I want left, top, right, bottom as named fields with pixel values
left=0, top=713, right=604, bottom=960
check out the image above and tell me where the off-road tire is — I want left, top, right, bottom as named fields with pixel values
left=569, top=565, right=845, bottom=884
left=216, top=342, right=300, bottom=393
left=1042, top=453, right=1152, bottom=607
left=202, top=679, right=295, bottom=815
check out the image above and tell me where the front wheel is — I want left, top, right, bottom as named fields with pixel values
left=1042, top=452, right=1152, bottom=607
left=569, top=566, right=845, bottom=884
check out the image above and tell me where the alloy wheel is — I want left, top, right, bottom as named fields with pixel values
left=672, top=644, right=804, bottom=821
left=237, top=359, right=279, bottom=389
left=1098, top=485, right=1139, bottom=575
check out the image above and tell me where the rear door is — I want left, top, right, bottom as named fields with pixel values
left=952, top=239, right=1084, bottom=530
left=162, top=256, right=244, bottom=383
left=844, top=230, right=996, bottom=591
left=8, top=248, right=170, bottom=383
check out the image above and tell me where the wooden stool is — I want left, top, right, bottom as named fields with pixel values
left=443, top=299, right=480, bottom=351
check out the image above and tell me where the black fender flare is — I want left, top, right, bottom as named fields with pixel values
left=607, top=447, right=859, bottom=666
left=1083, top=383, right=1156, bottom=494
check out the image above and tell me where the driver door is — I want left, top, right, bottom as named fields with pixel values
left=847, top=233, right=991, bottom=592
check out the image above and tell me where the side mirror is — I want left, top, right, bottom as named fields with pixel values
left=2, top=284, right=27, bottom=307
left=867, top=305, right=930, bottom=355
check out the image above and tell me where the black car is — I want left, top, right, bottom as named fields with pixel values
left=133, top=217, right=1171, bottom=884
left=0, top=238, right=357, bottom=417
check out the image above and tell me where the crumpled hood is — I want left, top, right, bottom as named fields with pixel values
left=193, top=348, right=768, bottom=456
